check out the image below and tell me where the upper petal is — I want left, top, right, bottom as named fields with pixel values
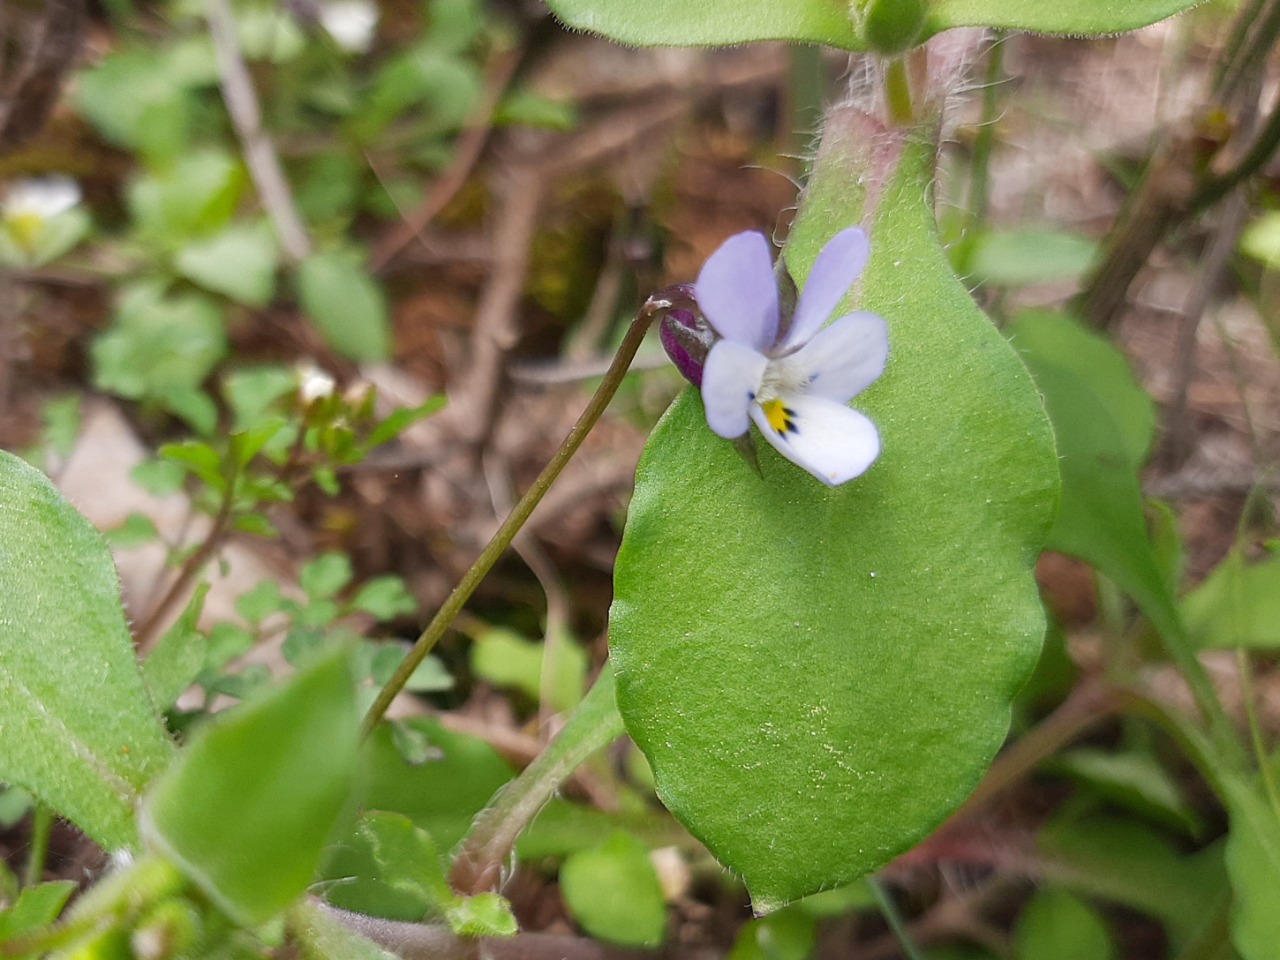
left=782, top=226, right=870, bottom=350
left=750, top=394, right=880, bottom=486
left=695, top=231, right=779, bottom=353
left=787, top=310, right=888, bottom=403
left=702, top=340, right=768, bottom=438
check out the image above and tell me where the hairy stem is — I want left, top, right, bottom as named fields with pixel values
left=449, top=667, right=624, bottom=895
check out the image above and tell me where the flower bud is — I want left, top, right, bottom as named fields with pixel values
left=859, top=0, right=926, bottom=56
left=659, top=306, right=716, bottom=387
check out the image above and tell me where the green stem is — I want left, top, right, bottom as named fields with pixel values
left=449, top=666, right=624, bottom=895
left=884, top=57, right=915, bottom=127
left=1194, top=85, right=1280, bottom=210
left=869, top=877, right=926, bottom=960
left=360, top=295, right=675, bottom=737
left=1236, top=647, right=1280, bottom=819
left=967, top=35, right=1004, bottom=231
left=788, top=44, right=825, bottom=166
left=22, top=804, right=52, bottom=888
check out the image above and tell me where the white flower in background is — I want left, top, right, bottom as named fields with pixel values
left=2, top=176, right=81, bottom=223
left=297, top=363, right=337, bottom=403
left=697, top=228, right=889, bottom=486
left=319, top=0, right=378, bottom=53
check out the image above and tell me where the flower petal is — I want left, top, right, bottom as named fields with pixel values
left=787, top=310, right=888, bottom=403
left=782, top=226, right=870, bottom=350
left=750, top=394, right=880, bottom=486
left=702, top=340, right=768, bottom=438
left=695, top=231, right=779, bottom=352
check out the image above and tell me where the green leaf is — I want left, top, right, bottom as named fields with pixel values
left=351, top=577, right=418, bottom=620
left=296, top=250, right=392, bottom=362
left=300, top=552, right=354, bottom=600
left=175, top=220, right=279, bottom=307
left=0, top=452, right=175, bottom=850
left=1053, top=747, right=1201, bottom=837
left=610, top=109, right=1058, bottom=910
left=445, top=893, right=518, bottom=938
left=1241, top=212, right=1280, bottom=270
left=925, top=0, right=1204, bottom=35
left=470, top=626, right=587, bottom=711
left=727, top=908, right=816, bottom=960
left=543, top=0, right=861, bottom=48
left=966, top=229, right=1098, bottom=287
left=1223, top=777, right=1280, bottom=960
left=0, top=880, right=77, bottom=941
left=142, top=583, right=210, bottom=712
left=142, top=650, right=360, bottom=925
left=1037, top=813, right=1227, bottom=944
left=560, top=833, right=666, bottom=947
left=74, top=49, right=195, bottom=160
left=1183, top=549, right=1280, bottom=649
left=355, top=718, right=513, bottom=851
left=104, top=512, right=160, bottom=549
left=127, top=151, right=245, bottom=244
left=1015, top=889, right=1113, bottom=960
left=1009, top=311, right=1181, bottom=634
left=320, top=810, right=452, bottom=920
left=92, top=283, right=227, bottom=407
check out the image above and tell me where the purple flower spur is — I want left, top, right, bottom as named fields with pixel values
left=695, top=227, right=889, bottom=486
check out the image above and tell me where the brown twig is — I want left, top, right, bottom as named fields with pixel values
left=370, top=45, right=525, bottom=273
left=205, top=0, right=312, bottom=264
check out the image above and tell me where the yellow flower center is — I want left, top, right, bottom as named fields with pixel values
left=759, top=398, right=797, bottom=435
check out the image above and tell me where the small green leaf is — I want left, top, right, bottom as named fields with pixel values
left=727, top=908, right=815, bottom=960
left=445, top=893, right=518, bottom=938
left=159, top=440, right=225, bottom=490
left=142, top=583, right=210, bottom=712
left=366, top=397, right=446, bottom=448
left=1015, top=889, right=1113, bottom=960
left=1241, top=212, right=1280, bottom=270
left=925, top=0, right=1204, bottom=35
left=543, top=0, right=860, bottom=48
left=104, top=512, right=160, bottom=549
left=92, top=283, right=227, bottom=407
left=222, top=365, right=298, bottom=431
left=300, top=552, right=354, bottom=600
left=470, top=626, right=586, bottom=711
left=966, top=229, right=1098, bottom=287
left=175, top=220, right=279, bottom=307
left=235, top=581, right=286, bottom=624
left=0, top=880, right=77, bottom=941
left=356, top=718, right=513, bottom=851
left=0, top=452, right=175, bottom=850
left=1053, top=747, right=1201, bottom=837
left=126, top=151, right=245, bottom=243
left=142, top=650, right=360, bottom=925
left=350, top=577, right=417, bottom=620
left=1223, top=777, right=1280, bottom=960
left=297, top=250, right=392, bottom=362
left=320, top=811, right=453, bottom=920
left=1183, top=549, right=1280, bottom=649
left=560, top=833, right=666, bottom=947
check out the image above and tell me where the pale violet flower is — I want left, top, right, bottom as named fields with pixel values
left=319, top=0, right=378, bottom=53
left=697, top=228, right=888, bottom=486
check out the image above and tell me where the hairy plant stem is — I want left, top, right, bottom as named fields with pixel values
left=966, top=34, right=1004, bottom=231
left=360, top=293, right=684, bottom=737
left=787, top=44, right=825, bottom=166
left=450, top=667, right=624, bottom=894
left=22, top=803, right=52, bottom=887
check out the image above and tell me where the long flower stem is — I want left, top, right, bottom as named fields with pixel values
left=23, top=803, right=52, bottom=887
left=360, top=294, right=682, bottom=737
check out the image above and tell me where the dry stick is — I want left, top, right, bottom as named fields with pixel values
left=1163, top=190, right=1250, bottom=467
left=359, top=293, right=681, bottom=737
left=134, top=483, right=237, bottom=652
left=370, top=45, right=524, bottom=273
left=205, top=0, right=312, bottom=264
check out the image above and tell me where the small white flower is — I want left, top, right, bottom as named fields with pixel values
left=319, top=0, right=378, bottom=53
left=2, top=176, right=81, bottom=222
left=696, top=228, right=889, bottom=486
left=297, top=363, right=337, bottom=403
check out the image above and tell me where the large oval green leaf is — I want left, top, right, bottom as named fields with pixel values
left=543, top=0, right=861, bottom=49
left=609, top=108, right=1058, bottom=910
left=0, top=451, right=174, bottom=850
left=926, top=0, right=1203, bottom=36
